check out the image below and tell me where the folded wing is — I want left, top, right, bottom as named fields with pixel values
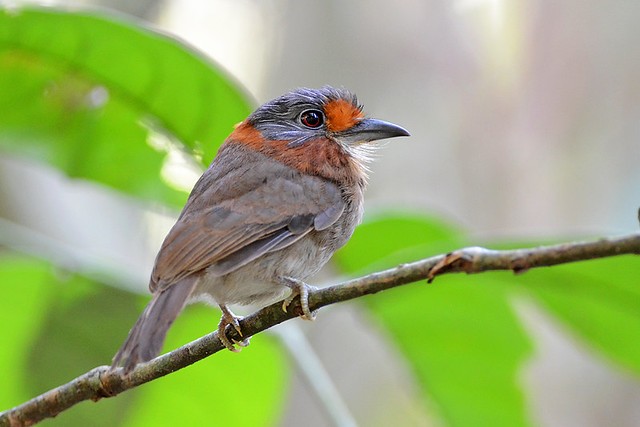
left=150, top=162, right=344, bottom=292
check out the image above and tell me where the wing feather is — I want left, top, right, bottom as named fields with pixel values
left=150, top=145, right=345, bottom=292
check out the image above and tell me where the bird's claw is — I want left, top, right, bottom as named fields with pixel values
left=281, top=277, right=317, bottom=320
left=218, top=305, right=249, bottom=352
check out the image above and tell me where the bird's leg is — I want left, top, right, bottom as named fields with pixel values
left=279, top=276, right=317, bottom=320
left=217, top=304, right=250, bottom=352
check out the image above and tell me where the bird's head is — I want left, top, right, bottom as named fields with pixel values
left=226, top=86, right=409, bottom=185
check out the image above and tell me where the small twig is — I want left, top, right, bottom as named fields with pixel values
left=1, top=232, right=639, bottom=427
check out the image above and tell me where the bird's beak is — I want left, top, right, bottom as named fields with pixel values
left=338, top=118, right=410, bottom=144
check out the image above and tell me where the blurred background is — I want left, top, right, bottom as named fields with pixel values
left=1, top=0, right=639, bottom=426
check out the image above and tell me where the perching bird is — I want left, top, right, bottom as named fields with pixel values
left=112, top=86, right=409, bottom=372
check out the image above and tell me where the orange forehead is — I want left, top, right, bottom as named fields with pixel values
left=323, top=99, right=364, bottom=133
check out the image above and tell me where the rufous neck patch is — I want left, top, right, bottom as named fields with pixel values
left=225, top=122, right=366, bottom=186
left=324, top=99, right=364, bottom=133
left=227, top=121, right=265, bottom=147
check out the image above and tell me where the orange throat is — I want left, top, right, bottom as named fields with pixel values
left=226, top=122, right=367, bottom=186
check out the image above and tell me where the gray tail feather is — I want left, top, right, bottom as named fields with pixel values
left=111, top=278, right=197, bottom=373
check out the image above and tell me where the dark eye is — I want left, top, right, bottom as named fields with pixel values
left=299, top=109, right=324, bottom=128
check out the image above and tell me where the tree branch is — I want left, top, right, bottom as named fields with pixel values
left=2, top=232, right=639, bottom=427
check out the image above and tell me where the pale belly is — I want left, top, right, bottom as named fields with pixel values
left=193, top=233, right=335, bottom=307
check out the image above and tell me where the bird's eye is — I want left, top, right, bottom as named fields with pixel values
left=299, top=109, right=324, bottom=128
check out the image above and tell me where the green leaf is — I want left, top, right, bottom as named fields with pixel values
left=335, top=212, right=465, bottom=275
left=338, top=214, right=640, bottom=426
left=0, top=7, right=252, bottom=206
left=336, top=214, right=534, bottom=427
left=0, top=254, right=287, bottom=426
left=0, top=255, right=139, bottom=426
left=0, top=255, right=56, bottom=409
left=368, top=275, right=533, bottom=427
left=514, top=256, right=640, bottom=375
left=123, top=305, right=288, bottom=426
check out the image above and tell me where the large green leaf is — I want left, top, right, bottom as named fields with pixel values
left=0, top=255, right=287, bottom=426
left=124, top=305, right=288, bottom=426
left=334, top=212, right=466, bottom=274
left=337, top=214, right=640, bottom=426
left=367, top=275, right=533, bottom=427
left=0, top=7, right=252, bottom=206
left=513, top=256, right=640, bottom=375
left=336, top=214, right=534, bottom=427
left=0, top=255, right=138, bottom=426
left=25, top=276, right=141, bottom=427
left=0, top=256, right=56, bottom=409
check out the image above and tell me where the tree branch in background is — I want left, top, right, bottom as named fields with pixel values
left=1, top=232, right=639, bottom=427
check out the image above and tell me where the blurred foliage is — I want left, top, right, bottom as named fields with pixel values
left=336, top=215, right=640, bottom=427
left=1, top=5, right=639, bottom=427
left=0, top=255, right=287, bottom=426
left=0, top=6, right=283, bottom=427
left=515, top=258, right=640, bottom=375
left=0, top=7, right=252, bottom=207
left=336, top=216, right=535, bottom=427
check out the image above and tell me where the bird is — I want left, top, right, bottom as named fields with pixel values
left=111, top=86, right=409, bottom=372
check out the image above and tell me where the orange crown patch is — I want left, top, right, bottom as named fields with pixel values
left=323, top=99, right=364, bottom=133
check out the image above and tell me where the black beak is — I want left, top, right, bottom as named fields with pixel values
left=339, top=118, right=410, bottom=144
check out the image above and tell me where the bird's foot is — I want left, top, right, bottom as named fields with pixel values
left=280, top=276, right=317, bottom=320
left=218, top=305, right=250, bottom=352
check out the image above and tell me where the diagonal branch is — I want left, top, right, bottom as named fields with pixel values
left=1, top=232, right=639, bottom=427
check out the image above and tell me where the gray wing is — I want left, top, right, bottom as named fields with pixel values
left=150, top=151, right=344, bottom=292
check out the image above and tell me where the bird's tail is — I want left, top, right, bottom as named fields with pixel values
left=111, top=278, right=196, bottom=373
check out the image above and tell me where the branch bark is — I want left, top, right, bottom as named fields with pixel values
left=2, top=232, right=639, bottom=427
